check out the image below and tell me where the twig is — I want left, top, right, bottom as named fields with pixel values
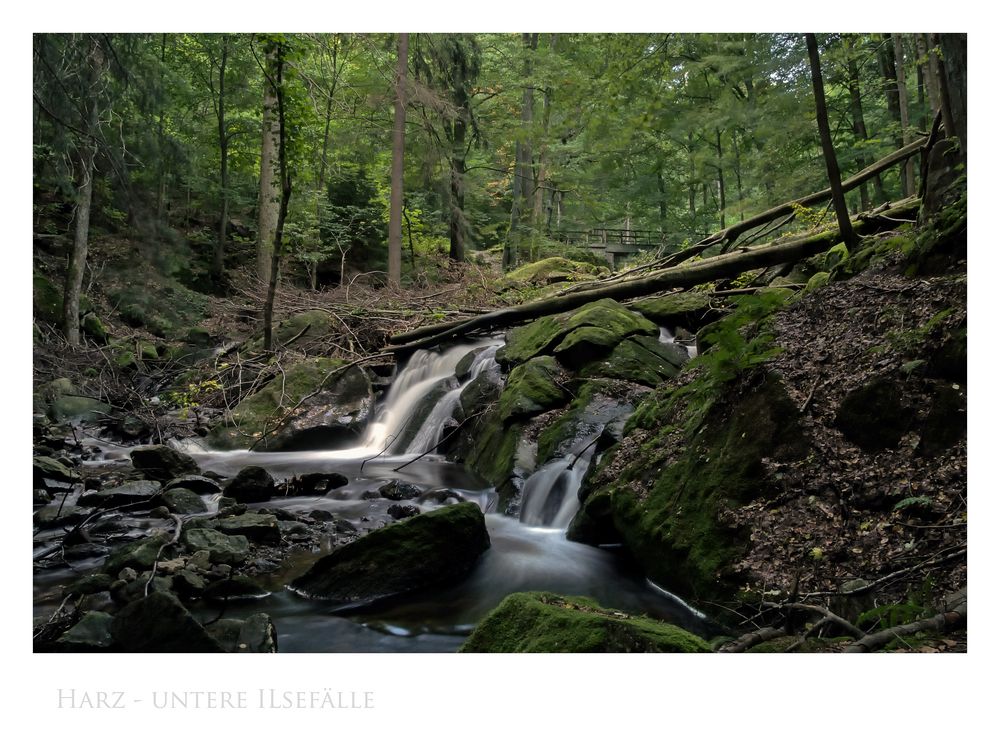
left=800, top=376, right=823, bottom=413
left=717, top=626, right=786, bottom=653
left=144, top=514, right=183, bottom=597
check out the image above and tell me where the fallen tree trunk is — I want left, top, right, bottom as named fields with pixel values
left=665, top=135, right=929, bottom=265
left=843, top=601, right=966, bottom=653
left=387, top=198, right=919, bottom=352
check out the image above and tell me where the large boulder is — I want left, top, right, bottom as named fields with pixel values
left=497, top=298, right=658, bottom=367
left=130, top=445, right=200, bottom=482
left=292, top=502, right=490, bottom=603
left=223, top=466, right=276, bottom=504
left=498, top=356, right=568, bottom=423
left=109, top=591, right=225, bottom=652
left=56, top=611, right=115, bottom=652
left=33, top=456, right=79, bottom=488
left=460, top=592, right=712, bottom=653
left=209, top=358, right=373, bottom=451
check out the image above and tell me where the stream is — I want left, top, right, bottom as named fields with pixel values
left=34, top=334, right=709, bottom=652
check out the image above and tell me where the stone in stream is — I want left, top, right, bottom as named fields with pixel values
left=203, top=575, right=269, bottom=601
left=378, top=479, right=422, bottom=501
left=180, top=528, right=250, bottom=565
left=289, top=471, right=350, bottom=495
left=387, top=503, right=420, bottom=520
left=224, top=465, right=276, bottom=504
left=204, top=614, right=277, bottom=653
left=33, top=455, right=79, bottom=488
left=83, top=480, right=162, bottom=510
left=460, top=592, right=712, bottom=653
left=215, top=513, right=281, bottom=544
left=102, top=531, right=172, bottom=574
left=292, top=502, right=490, bottom=603
left=110, top=591, right=225, bottom=652
left=164, top=475, right=223, bottom=495
left=130, top=444, right=200, bottom=482
left=56, top=611, right=115, bottom=651
left=161, top=488, right=209, bottom=515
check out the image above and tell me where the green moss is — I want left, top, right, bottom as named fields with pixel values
left=590, top=373, right=806, bottom=603
left=498, top=356, right=567, bottom=423
left=629, top=291, right=711, bottom=324
left=460, top=592, right=712, bottom=653
left=806, top=271, right=831, bottom=291
left=580, top=336, right=682, bottom=387
left=246, top=309, right=338, bottom=352
left=505, top=256, right=603, bottom=285
left=209, top=357, right=346, bottom=449
left=498, top=298, right=658, bottom=367
left=33, top=272, right=63, bottom=325
left=467, top=408, right=523, bottom=492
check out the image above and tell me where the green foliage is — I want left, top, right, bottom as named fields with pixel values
left=893, top=495, right=934, bottom=512
left=856, top=578, right=937, bottom=640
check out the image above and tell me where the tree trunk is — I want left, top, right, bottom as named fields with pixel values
left=389, top=200, right=917, bottom=351
left=893, top=34, right=915, bottom=196
left=715, top=128, right=726, bottom=230
left=257, top=44, right=281, bottom=287
left=806, top=33, right=858, bottom=250
left=62, top=36, right=102, bottom=346
left=155, top=34, right=168, bottom=225
left=213, top=35, right=229, bottom=284
left=845, top=41, right=884, bottom=207
left=657, top=164, right=667, bottom=230
left=732, top=130, right=745, bottom=221
left=935, top=33, right=966, bottom=153
left=448, top=115, right=467, bottom=263
left=263, top=45, right=293, bottom=351
left=388, top=32, right=408, bottom=286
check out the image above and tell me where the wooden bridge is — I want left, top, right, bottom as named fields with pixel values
left=552, top=227, right=665, bottom=268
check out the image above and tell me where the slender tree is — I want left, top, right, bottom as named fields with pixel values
left=805, top=33, right=858, bottom=250
left=212, top=34, right=230, bottom=283
left=388, top=33, right=408, bottom=286
left=257, top=41, right=280, bottom=286
left=893, top=34, right=915, bottom=196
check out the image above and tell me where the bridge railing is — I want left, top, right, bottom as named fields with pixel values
left=551, top=228, right=666, bottom=247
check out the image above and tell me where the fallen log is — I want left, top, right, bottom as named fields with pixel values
left=387, top=198, right=919, bottom=352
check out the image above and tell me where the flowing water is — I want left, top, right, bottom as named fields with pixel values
left=36, top=337, right=709, bottom=651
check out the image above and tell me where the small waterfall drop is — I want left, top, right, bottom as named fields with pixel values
left=519, top=438, right=597, bottom=529
left=659, top=326, right=698, bottom=360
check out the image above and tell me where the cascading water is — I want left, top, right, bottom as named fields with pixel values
left=659, top=325, right=698, bottom=360
left=63, top=336, right=708, bottom=651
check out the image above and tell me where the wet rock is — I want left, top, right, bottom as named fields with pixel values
left=164, top=475, right=223, bottom=495
left=205, top=613, right=277, bottom=653
left=149, top=505, right=172, bottom=519
left=103, top=532, right=171, bottom=574
left=203, top=576, right=269, bottom=601
left=33, top=489, right=52, bottom=505
left=217, top=497, right=247, bottom=516
left=308, top=509, right=335, bottom=522
left=34, top=505, right=94, bottom=529
left=110, top=591, right=225, bottom=652
left=361, top=489, right=382, bottom=500
left=68, top=573, right=114, bottom=596
left=278, top=520, right=311, bottom=536
left=162, top=488, right=208, bottom=515
left=63, top=543, right=110, bottom=560
left=378, top=480, right=422, bottom=501
left=110, top=575, right=174, bottom=605
left=289, top=472, right=350, bottom=495
left=180, top=528, right=250, bottom=565
left=460, top=592, right=712, bottom=653
left=224, top=466, right=275, bottom=504
left=130, top=444, right=200, bottom=482
left=185, top=550, right=212, bottom=572
left=292, top=502, right=490, bottom=603
left=172, top=569, right=207, bottom=598
left=417, top=489, right=467, bottom=506
left=57, top=611, right=114, bottom=651
left=83, top=480, right=162, bottom=510
left=215, top=513, right=281, bottom=544
left=579, top=337, right=682, bottom=387
left=33, top=456, right=79, bottom=488
left=387, top=504, right=421, bottom=520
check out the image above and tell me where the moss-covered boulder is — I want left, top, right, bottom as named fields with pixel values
left=56, top=611, right=115, bottom=652
left=498, top=356, right=568, bottom=423
left=497, top=298, right=658, bottom=367
left=161, top=487, right=208, bottom=515
left=180, top=528, right=250, bottom=565
left=579, top=336, right=683, bottom=387
left=81, top=313, right=109, bottom=344
left=33, top=456, right=79, bottom=487
left=209, top=358, right=372, bottom=450
left=574, top=373, right=806, bottom=603
left=291, top=502, right=490, bottom=603
left=629, top=291, right=711, bottom=325
left=505, top=256, right=604, bottom=286
left=460, top=592, right=711, bottom=653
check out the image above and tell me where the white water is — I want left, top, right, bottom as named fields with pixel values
left=519, top=440, right=597, bottom=529
left=659, top=326, right=698, bottom=360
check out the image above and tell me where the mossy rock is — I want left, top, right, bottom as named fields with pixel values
left=81, top=313, right=109, bottom=344
left=579, top=336, right=683, bottom=387
left=245, top=309, right=338, bottom=352
left=465, top=406, right=524, bottom=498
left=497, top=298, right=658, bottom=367
left=47, top=395, right=113, bottom=424
left=209, top=358, right=372, bottom=450
left=110, top=591, right=224, bottom=652
left=580, top=372, right=806, bottom=604
left=460, top=592, right=712, bottom=653
left=806, top=271, right=831, bottom=292
left=629, top=292, right=711, bottom=325
left=505, top=256, right=604, bottom=286
left=291, top=502, right=490, bottom=603
left=498, top=356, right=568, bottom=423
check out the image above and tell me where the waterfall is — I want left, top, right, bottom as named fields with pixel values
left=519, top=439, right=597, bottom=529
left=361, top=340, right=501, bottom=456
left=659, top=326, right=697, bottom=360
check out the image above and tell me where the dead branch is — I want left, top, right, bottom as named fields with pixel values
left=843, top=601, right=966, bottom=653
